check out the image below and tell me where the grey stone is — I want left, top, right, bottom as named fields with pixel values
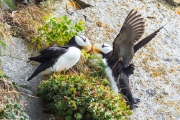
left=1, top=37, right=50, bottom=120
left=146, top=89, right=156, bottom=96
left=166, top=0, right=180, bottom=6
left=0, top=0, right=16, bottom=10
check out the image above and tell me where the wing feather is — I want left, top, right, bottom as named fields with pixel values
left=28, top=47, right=68, bottom=63
left=108, top=9, right=145, bottom=67
left=134, top=26, right=164, bottom=54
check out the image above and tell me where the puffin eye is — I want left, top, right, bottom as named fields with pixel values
left=83, top=38, right=86, bottom=42
left=79, top=36, right=86, bottom=42
left=102, top=44, right=105, bottom=48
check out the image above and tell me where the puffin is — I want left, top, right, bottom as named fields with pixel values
left=92, top=9, right=164, bottom=110
left=27, top=35, right=92, bottom=81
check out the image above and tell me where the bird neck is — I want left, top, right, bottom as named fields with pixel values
left=102, top=51, right=113, bottom=59
left=66, top=37, right=82, bottom=49
left=110, top=62, right=124, bottom=77
left=107, top=59, right=124, bottom=71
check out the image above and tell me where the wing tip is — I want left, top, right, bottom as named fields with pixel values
left=27, top=77, right=31, bottom=81
left=124, top=10, right=145, bottom=31
left=159, top=24, right=166, bottom=30
left=27, top=58, right=32, bottom=63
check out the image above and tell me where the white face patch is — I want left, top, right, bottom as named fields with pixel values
left=75, top=36, right=91, bottom=47
left=94, top=43, right=112, bottom=54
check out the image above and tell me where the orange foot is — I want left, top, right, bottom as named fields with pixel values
left=52, top=72, right=60, bottom=78
left=44, top=75, right=49, bottom=79
left=52, top=72, right=57, bottom=78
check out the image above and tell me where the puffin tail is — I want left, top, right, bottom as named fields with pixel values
left=27, top=67, right=42, bottom=81
left=27, top=61, right=52, bottom=81
left=27, top=56, right=45, bottom=63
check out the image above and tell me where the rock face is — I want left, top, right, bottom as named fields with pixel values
left=1, top=37, right=50, bottom=119
left=0, top=0, right=16, bottom=10
left=166, top=0, right=180, bottom=6
left=0, top=0, right=12, bottom=10
left=1, top=0, right=180, bottom=120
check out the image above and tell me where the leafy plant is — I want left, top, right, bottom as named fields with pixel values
left=0, top=70, right=6, bottom=78
left=86, top=55, right=106, bottom=78
left=0, top=71, right=29, bottom=120
left=37, top=73, right=132, bottom=120
left=73, top=54, right=106, bottom=79
left=33, top=16, right=85, bottom=49
left=0, top=36, right=6, bottom=63
left=0, top=96, right=29, bottom=120
left=0, top=39, right=6, bottom=47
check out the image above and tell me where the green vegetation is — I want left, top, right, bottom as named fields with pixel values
left=0, top=0, right=16, bottom=10
left=0, top=39, right=6, bottom=62
left=0, top=70, right=6, bottom=78
left=0, top=23, right=6, bottom=63
left=0, top=72, right=29, bottom=120
left=33, top=16, right=85, bottom=49
left=0, top=97, right=29, bottom=120
left=4, top=0, right=16, bottom=10
left=86, top=55, right=106, bottom=78
left=38, top=74, right=131, bottom=120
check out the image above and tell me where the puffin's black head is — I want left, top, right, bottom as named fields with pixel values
left=67, top=36, right=92, bottom=52
left=92, top=43, right=113, bottom=59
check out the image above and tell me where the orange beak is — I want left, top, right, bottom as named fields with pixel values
left=92, top=44, right=100, bottom=53
left=87, top=45, right=93, bottom=53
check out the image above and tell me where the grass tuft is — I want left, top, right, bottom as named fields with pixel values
left=11, top=5, right=48, bottom=41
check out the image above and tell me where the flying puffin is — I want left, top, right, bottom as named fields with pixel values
left=92, top=9, right=164, bottom=110
left=27, top=35, right=92, bottom=81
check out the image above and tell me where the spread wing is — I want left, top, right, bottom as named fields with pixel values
left=134, top=26, right=164, bottom=54
left=108, top=10, right=145, bottom=67
left=28, top=46, right=68, bottom=63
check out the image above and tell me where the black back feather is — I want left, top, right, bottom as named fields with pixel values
left=28, top=47, right=68, bottom=63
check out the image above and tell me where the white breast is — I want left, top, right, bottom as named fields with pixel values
left=52, top=47, right=81, bottom=72
left=39, top=47, right=81, bottom=75
left=103, top=59, right=119, bottom=94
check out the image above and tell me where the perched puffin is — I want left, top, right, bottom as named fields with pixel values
left=92, top=9, right=164, bottom=109
left=27, top=35, right=92, bottom=81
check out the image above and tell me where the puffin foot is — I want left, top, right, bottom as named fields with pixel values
left=44, top=75, right=49, bottom=79
left=130, top=103, right=139, bottom=110
left=52, top=72, right=57, bottom=78
left=133, top=98, right=140, bottom=104
left=129, top=98, right=140, bottom=110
